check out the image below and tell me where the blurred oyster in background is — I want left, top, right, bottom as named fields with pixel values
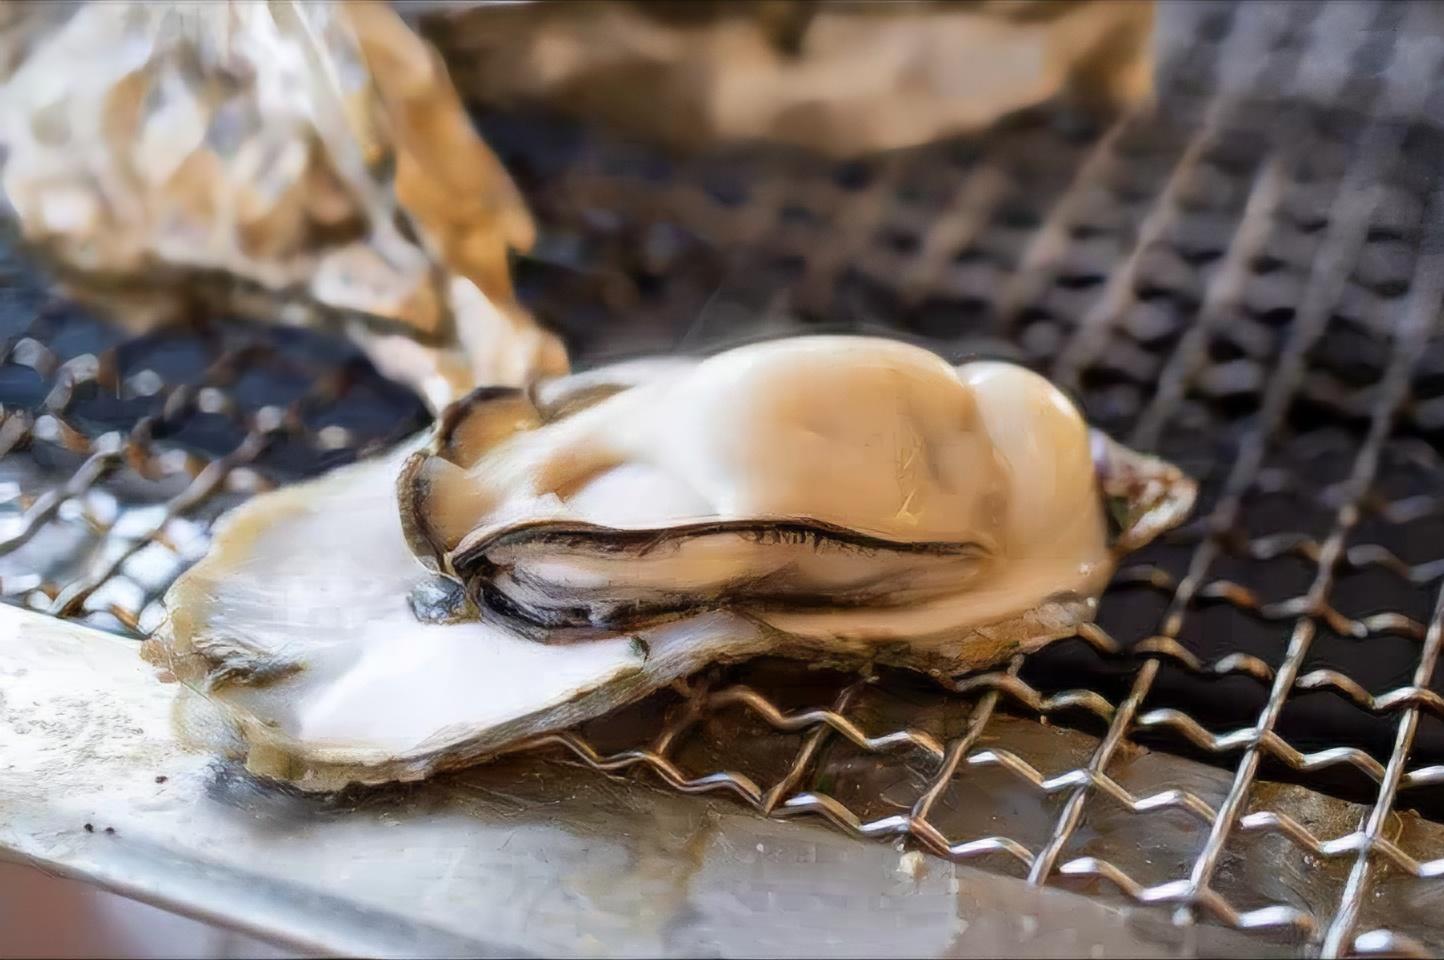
left=0, top=1, right=567, bottom=411
left=421, top=0, right=1156, bottom=156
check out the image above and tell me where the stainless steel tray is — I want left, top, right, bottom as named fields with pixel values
left=0, top=604, right=1380, bottom=958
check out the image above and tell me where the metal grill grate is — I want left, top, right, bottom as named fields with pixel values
left=6, top=0, right=1444, bottom=955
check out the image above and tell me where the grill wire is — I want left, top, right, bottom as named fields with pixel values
left=5, top=0, right=1444, bottom=954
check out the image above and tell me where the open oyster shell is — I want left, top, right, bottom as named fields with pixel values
left=145, top=336, right=1195, bottom=790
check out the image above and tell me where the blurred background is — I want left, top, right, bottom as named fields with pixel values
left=0, top=861, right=289, bottom=959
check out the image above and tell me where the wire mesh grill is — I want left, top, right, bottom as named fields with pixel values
left=5, top=0, right=1444, bottom=955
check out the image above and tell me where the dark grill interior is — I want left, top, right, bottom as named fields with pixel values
left=4, top=1, right=1444, bottom=954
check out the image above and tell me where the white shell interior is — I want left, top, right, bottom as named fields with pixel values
left=158, top=447, right=661, bottom=761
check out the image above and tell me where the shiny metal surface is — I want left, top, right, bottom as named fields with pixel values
left=0, top=604, right=1376, bottom=958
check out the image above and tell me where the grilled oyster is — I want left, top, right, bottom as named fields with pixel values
left=145, top=336, right=1194, bottom=790
left=424, top=0, right=1155, bottom=155
left=0, top=1, right=565, bottom=411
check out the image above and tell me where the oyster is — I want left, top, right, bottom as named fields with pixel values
left=0, top=1, right=565, bottom=410
left=145, top=336, right=1194, bottom=790
left=424, top=0, right=1155, bottom=155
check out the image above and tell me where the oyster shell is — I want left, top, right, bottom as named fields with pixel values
left=145, top=336, right=1194, bottom=790
left=0, top=1, right=565, bottom=410
left=424, top=0, right=1155, bottom=155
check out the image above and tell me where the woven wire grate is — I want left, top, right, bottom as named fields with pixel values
left=6, top=0, right=1444, bottom=954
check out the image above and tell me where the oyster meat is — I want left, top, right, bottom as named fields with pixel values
left=145, top=336, right=1195, bottom=790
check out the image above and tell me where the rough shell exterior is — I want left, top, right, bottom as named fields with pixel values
left=0, top=1, right=565, bottom=410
